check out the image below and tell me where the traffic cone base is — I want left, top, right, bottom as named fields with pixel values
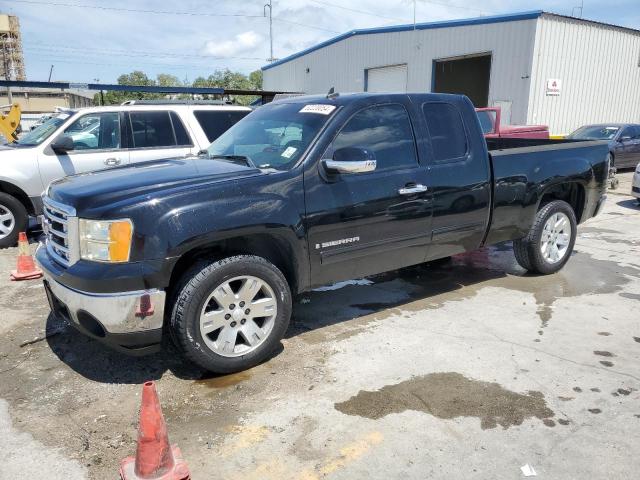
left=120, top=445, right=190, bottom=480
left=10, top=232, right=43, bottom=281
left=119, top=381, right=191, bottom=480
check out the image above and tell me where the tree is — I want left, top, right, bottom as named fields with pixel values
left=249, top=69, right=263, bottom=89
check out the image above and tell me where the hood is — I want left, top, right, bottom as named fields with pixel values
left=48, top=156, right=262, bottom=210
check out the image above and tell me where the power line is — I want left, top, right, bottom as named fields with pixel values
left=10, top=0, right=264, bottom=18
left=307, top=0, right=409, bottom=22
left=24, top=44, right=265, bottom=61
left=272, top=17, right=340, bottom=33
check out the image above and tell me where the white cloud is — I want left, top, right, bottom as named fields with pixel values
left=203, top=31, right=263, bottom=57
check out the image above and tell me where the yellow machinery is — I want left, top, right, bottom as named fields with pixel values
left=0, top=103, right=21, bottom=143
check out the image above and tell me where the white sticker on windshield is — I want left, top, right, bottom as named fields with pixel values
left=281, top=146, right=297, bottom=158
left=57, top=113, right=70, bottom=120
left=299, top=104, right=336, bottom=115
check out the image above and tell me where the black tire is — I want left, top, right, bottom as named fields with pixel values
left=513, top=200, right=577, bottom=275
left=0, top=193, right=28, bottom=249
left=170, top=255, right=292, bottom=373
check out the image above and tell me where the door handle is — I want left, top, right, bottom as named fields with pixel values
left=398, top=183, right=428, bottom=195
left=104, top=158, right=121, bottom=166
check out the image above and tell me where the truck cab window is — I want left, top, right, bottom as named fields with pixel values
left=63, top=112, right=121, bottom=151
left=423, top=103, right=468, bottom=161
left=332, top=104, right=417, bottom=170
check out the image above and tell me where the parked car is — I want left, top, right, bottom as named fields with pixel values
left=37, top=93, right=609, bottom=373
left=0, top=103, right=251, bottom=248
left=567, top=123, right=640, bottom=170
left=476, top=107, right=549, bottom=139
left=632, top=162, right=640, bottom=205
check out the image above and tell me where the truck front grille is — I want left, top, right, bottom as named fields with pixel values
left=43, top=196, right=79, bottom=267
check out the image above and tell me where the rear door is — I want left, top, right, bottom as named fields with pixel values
left=627, top=125, right=640, bottom=168
left=126, top=110, right=195, bottom=163
left=305, top=100, right=433, bottom=287
left=421, top=100, right=492, bottom=260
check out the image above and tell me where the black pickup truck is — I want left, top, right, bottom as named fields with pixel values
left=37, top=93, right=609, bottom=373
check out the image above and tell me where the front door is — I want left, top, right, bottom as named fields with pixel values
left=38, top=111, right=129, bottom=184
left=304, top=102, right=433, bottom=287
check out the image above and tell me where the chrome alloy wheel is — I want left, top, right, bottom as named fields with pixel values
left=199, top=275, right=277, bottom=357
left=540, top=212, right=571, bottom=264
left=0, top=204, right=15, bottom=240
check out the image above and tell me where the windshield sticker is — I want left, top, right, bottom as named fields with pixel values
left=299, top=104, right=336, bottom=115
left=57, top=113, right=70, bottom=120
left=281, top=146, right=297, bottom=158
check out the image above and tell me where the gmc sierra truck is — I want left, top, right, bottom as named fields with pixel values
left=36, top=93, right=609, bottom=373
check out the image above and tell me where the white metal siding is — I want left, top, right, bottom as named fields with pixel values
left=366, top=64, right=408, bottom=92
left=528, top=14, right=640, bottom=134
left=263, top=19, right=537, bottom=125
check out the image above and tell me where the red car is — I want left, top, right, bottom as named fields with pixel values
left=476, top=107, right=549, bottom=139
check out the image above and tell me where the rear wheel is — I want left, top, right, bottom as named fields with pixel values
left=170, top=255, right=292, bottom=373
left=0, top=193, right=28, bottom=249
left=513, top=200, right=577, bottom=274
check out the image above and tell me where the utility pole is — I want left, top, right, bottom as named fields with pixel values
left=48, top=64, right=54, bottom=81
left=264, top=0, right=274, bottom=62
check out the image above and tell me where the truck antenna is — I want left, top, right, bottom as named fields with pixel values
left=326, top=87, right=339, bottom=99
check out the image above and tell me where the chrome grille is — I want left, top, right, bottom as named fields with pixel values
left=42, top=196, right=79, bottom=267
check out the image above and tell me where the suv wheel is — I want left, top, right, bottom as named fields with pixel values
left=0, top=193, right=28, bottom=249
left=513, top=200, right=577, bottom=274
left=170, top=255, right=292, bottom=373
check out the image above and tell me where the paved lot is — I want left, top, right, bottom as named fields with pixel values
left=1, top=172, right=639, bottom=479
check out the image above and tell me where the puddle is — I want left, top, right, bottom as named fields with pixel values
left=620, top=293, right=640, bottom=301
left=334, top=372, right=555, bottom=430
left=292, top=242, right=638, bottom=343
left=195, top=370, right=252, bottom=389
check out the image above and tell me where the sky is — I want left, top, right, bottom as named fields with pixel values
left=3, top=0, right=639, bottom=84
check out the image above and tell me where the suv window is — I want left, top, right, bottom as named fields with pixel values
left=194, top=110, right=250, bottom=142
left=128, top=111, right=186, bottom=148
left=170, top=111, right=192, bottom=146
left=332, top=104, right=417, bottom=170
left=62, top=112, right=121, bottom=151
left=422, top=103, right=468, bottom=161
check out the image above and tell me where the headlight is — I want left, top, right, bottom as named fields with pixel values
left=79, top=219, right=133, bottom=262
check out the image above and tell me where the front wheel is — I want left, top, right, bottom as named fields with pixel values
left=513, top=200, right=577, bottom=274
left=0, top=193, right=28, bottom=249
left=170, top=255, right=292, bottom=373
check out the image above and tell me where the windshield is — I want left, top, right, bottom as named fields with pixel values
left=206, top=102, right=337, bottom=170
left=17, top=113, right=74, bottom=146
left=568, top=125, right=620, bottom=140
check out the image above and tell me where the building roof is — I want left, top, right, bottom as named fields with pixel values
left=262, top=10, right=639, bottom=71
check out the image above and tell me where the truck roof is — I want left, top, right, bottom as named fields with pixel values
left=271, top=92, right=468, bottom=106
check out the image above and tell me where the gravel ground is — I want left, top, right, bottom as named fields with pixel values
left=0, top=172, right=639, bottom=480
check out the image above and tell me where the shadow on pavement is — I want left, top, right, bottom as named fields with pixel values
left=616, top=198, right=639, bottom=210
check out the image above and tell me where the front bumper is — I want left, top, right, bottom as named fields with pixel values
left=38, top=249, right=166, bottom=355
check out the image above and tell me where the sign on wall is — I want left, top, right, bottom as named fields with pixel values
left=546, top=78, right=561, bottom=96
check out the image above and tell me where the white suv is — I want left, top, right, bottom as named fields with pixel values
left=0, top=103, right=251, bottom=247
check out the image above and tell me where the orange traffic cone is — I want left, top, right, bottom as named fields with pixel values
left=10, top=232, right=43, bottom=281
left=120, top=381, right=190, bottom=480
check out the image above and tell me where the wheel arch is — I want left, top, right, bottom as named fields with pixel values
left=167, top=232, right=303, bottom=301
left=537, top=181, right=586, bottom=224
left=0, top=180, right=35, bottom=216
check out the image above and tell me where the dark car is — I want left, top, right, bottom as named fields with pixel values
left=567, top=123, right=640, bottom=169
left=37, top=93, right=610, bottom=373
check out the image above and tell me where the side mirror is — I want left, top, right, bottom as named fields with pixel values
left=323, top=146, right=376, bottom=174
left=50, top=135, right=75, bottom=153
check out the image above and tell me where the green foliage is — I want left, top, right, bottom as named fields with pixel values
left=95, top=69, right=265, bottom=106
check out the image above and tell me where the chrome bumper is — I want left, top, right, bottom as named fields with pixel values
left=42, top=271, right=166, bottom=336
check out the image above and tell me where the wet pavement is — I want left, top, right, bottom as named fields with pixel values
left=0, top=172, right=639, bottom=479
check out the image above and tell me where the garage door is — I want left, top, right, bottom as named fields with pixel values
left=366, top=64, right=408, bottom=92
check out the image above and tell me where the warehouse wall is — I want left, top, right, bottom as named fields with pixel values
left=528, top=14, right=640, bottom=134
left=263, top=18, right=538, bottom=125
